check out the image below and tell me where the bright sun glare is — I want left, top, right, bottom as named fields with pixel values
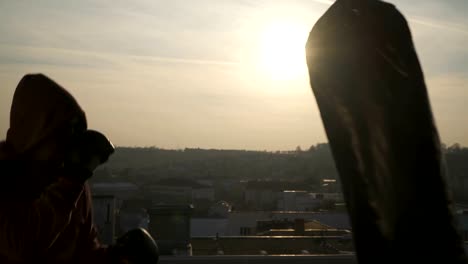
left=259, top=21, right=309, bottom=81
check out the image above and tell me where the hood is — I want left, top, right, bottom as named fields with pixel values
left=3, top=74, right=87, bottom=158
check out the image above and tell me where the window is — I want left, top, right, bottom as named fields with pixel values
left=240, top=227, right=251, bottom=236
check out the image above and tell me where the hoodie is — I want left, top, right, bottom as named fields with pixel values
left=0, top=74, right=110, bottom=263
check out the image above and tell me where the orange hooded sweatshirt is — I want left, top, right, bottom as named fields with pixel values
left=0, top=74, right=110, bottom=264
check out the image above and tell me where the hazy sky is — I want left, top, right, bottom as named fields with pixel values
left=1, top=0, right=467, bottom=150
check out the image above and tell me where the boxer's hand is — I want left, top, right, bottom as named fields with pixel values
left=111, top=228, right=159, bottom=264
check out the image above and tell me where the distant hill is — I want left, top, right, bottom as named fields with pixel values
left=93, top=143, right=468, bottom=202
left=95, top=143, right=339, bottom=186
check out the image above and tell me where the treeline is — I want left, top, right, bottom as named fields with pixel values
left=444, top=144, right=468, bottom=202
left=96, top=143, right=338, bottom=186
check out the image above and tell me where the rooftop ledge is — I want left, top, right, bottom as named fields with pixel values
left=160, top=254, right=356, bottom=264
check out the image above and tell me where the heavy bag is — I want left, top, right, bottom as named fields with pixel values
left=306, top=0, right=466, bottom=263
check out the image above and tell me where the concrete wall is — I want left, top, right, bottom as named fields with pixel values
left=191, top=236, right=353, bottom=255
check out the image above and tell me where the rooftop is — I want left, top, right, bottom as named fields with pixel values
left=159, top=255, right=356, bottom=264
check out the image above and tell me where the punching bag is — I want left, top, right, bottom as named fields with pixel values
left=306, top=0, right=467, bottom=263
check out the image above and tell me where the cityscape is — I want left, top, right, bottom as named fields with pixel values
left=90, top=143, right=468, bottom=256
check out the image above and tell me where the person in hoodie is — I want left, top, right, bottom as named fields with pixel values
left=0, top=74, right=159, bottom=264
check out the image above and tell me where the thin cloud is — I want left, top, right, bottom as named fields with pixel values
left=0, top=44, right=239, bottom=68
left=311, top=0, right=334, bottom=5
left=127, top=54, right=239, bottom=66
left=408, top=17, right=468, bottom=36
left=310, top=0, right=468, bottom=35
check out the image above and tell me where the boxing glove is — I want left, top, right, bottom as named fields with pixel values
left=111, top=228, right=159, bottom=264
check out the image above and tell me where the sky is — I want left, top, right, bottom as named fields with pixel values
left=0, top=0, right=467, bottom=150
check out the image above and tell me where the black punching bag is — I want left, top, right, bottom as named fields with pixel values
left=306, top=0, right=467, bottom=263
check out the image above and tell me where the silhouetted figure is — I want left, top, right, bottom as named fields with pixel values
left=0, top=74, right=158, bottom=263
left=306, top=0, right=467, bottom=263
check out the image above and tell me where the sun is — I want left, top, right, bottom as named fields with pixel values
left=258, top=21, right=309, bottom=81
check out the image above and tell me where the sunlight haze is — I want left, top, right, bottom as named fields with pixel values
left=0, top=0, right=467, bottom=150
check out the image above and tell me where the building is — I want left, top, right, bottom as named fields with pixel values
left=190, top=236, right=352, bottom=255
left=191, top=218, right=229, bottom=237
left=91, top=182, right=139, bottom=200
left=196, top=179, right=214, bottom=187
left=243, top=180, right=308, bottom=210
left=310, top=192, right=344, bottom=201
left=192, top=186, right=215, bottom=201
left=148, top=205, right=194, bottom=256
left=190, top=214, right=353, bottom=255
left=226, top=211, right=270, bottom=236
left=244, top=189, right=278, bottom=210
left=277, top=191, right=321, bottom=211
left=144, top=178, right=215, bottom=204
left=256, top=218, right=351, bottom=237
left=226, top=211, right=351, bottom=236
left=455, top=205, right=468, bottom=241
left=92, top=195, right=117, bottom=244
left=119, top=207, right=149, bottom=234
left=146, top=185, right=193, bottom=204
